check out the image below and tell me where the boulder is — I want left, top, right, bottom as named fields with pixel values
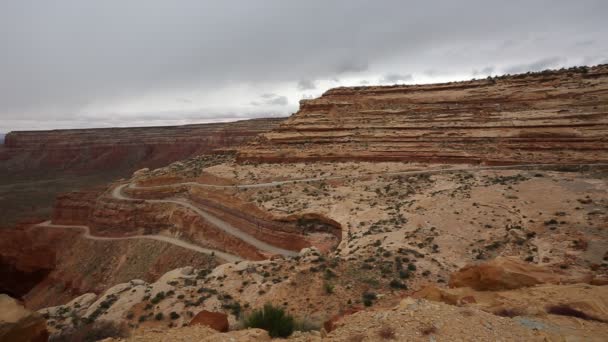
left=190, top=310, right=229, bottom=332
left=0, top=294, right=48, bottom=342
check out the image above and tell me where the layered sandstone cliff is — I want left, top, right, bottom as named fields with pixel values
left=238, top=65, right=608, bottom=164
left=1, top=118, right=283, bottom=175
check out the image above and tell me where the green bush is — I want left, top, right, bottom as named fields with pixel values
left=245, top=304, right=295, bottom=338
left=324, top=282, right=335, bottom=294
left=389, top=279, right=407, bottom=289
left=362, top=291, right=377, bottom=307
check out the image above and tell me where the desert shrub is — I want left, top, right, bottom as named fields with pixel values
left=155, top=312, right=164, bottom=320
left=324, top=268, right=337, bottom=279
left=389, top=279, right=407, bottom=289
left=150, top=291, right=165, bottom=304
left=245, top=303, right=295, bottom=338
left=170, top=312, right=180, bottom=320
left=49, top=320, right=129, bottom=342
left=222, top=302, right=242, bottom=318
left=324, top=282, right=335, bottom=294
left=362, top=291, right=377, bottom=307
left=399, top=270, right=410, bottom=279
left=378, top=325, right=396, bottom=339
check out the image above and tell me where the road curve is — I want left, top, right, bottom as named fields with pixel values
left=35, top=163, right=604, bottom=264
left=113, top=184, right=299, bottom=257
left=34, top=220, right=243, bottom=263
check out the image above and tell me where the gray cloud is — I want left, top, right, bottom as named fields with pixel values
left=0, top=0, right=607, bottom=131
left=297, top=80, right=317, bottom=91
left=472, top=66, right=495, bottom=76
left=333, top=60, right=369, bottom=74
left=380, top=73, right=413, bottom=84
left=503, top=57, right=565, bottom=74
left=251, top=93, right=288, bottom=106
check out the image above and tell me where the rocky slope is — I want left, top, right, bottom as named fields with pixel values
left=238, top=65, right=608, bottom=164
left=40, top=256, right=608, bottom=341
left=0, top=294, right=48, bottom=342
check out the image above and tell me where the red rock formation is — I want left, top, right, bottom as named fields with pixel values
left=88, top=195, right=267, bottom=260
left=113, top=183, right=342, bottom=255
left=1, top=118, right=283, bottom=175
left=51, top=188, right=105, bottom=225
left=238, top=65, right=608, bottom=164
left=448, top=257, right=593, bottom=290
left=189, top=311, right=229, bottom=332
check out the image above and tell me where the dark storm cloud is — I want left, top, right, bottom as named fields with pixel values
left=1, top=0, right=607, bottom=131
left=380, top=73, right=413, bottom=84
left=251, top=93, right=288, bottom=106
left=472, top=67, right=495, bottom=76
left=297, top=80, right=317, bottom=91
left=503, top=57, right=565, bottom=74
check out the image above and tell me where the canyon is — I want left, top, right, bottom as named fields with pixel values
left=1, top=65, right=608, bottom=341
left=0, top=118, right=283, bottom=226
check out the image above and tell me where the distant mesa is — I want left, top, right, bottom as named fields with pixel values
left=0, top=118, right=283, bottom=176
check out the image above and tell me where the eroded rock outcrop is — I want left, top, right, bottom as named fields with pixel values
left=238, top=65, right=608, bottom=164
left=448, top=257, right=593, bottom=290
left=0, top=294, right=48, bottom=342
left=415, top=283, right=608, bottom=323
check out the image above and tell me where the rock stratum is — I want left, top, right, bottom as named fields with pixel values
left=1, top=118, right=283, bottom=175
left=238, top=65, right=608, bottom=164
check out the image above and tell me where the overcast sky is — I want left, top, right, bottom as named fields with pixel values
left=1, top=1, right=607, bottom=132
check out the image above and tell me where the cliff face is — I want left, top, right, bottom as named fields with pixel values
left=1, top=118, right=283, bottom=175
left=238, top=65, right=608, bottom=164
